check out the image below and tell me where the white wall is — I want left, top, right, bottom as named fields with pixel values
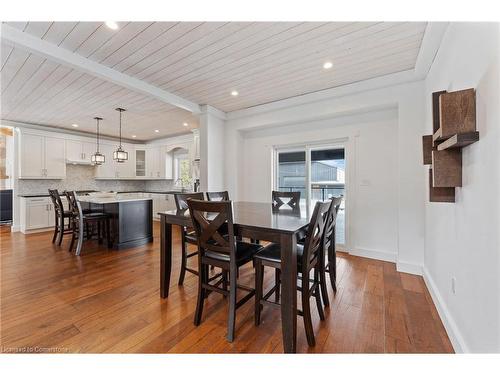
left=225, top=80, right=427, bottom=272
left=240, top=109, right=399, bottom=260
left=423, top=22, right=500, bottom=353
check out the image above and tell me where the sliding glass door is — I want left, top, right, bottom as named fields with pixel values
left=275, top=149, right=307, bottom=209
left=275, top=144, right=346, bottom=247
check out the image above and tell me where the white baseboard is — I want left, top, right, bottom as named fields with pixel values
left=349, top=247, right=397, bottom=263
left=10, top=225, right=20, bottom=232
left=422, top=267, right=468, bottom=353
left=396, top=261, right=423, bottom=275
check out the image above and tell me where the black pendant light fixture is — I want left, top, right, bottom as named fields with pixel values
left=113, top=107, right=128, bottom=163
left=91, top=116, right=105, bottom=165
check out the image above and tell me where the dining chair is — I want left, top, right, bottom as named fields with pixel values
left=48, top=189, right=73, bottom=245
left=65, top=191, right=111, bottom=255
left=174, top=192, right=205, bottom=285
left=323, top=196, right=343, bottom=294
left=272, top=190, right=301, bottom=209
left=187, top=199, right=265, bottom=342
left=206, top=191, right=230, bottom=201
left=253, top=200, right=331, bottom=347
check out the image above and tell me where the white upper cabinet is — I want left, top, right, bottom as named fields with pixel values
left=95, top=142, right=135, bottom=179
left=145, top=147, right=161, bottom=179
left=44, top=136, right=66, bottom=178
left=19, top=132, right=66, bottom=179
left=94, top=143, right=115, bottom=178
left=18, top=129, right=194, bottom=181
left=66, top=140, right=98, bottom=164
left=19, top=133, right=44, bottom=178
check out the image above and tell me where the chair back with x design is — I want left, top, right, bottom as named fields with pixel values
left=174, top=192, right=204, bottom=211
left=272, top=190, right=301, bottom=209
left=323, top=196, right=342, bottom=250
left=187, top=199, right=235, bottom=261
left=206, top=191, right=230, bottom=201
left=301, top=200, right=332, bottom=273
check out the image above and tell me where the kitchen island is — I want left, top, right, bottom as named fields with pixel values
left=78, top=195, right=153, bottom=250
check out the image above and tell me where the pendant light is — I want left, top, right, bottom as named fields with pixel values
left=91, top=116, right=105, bottom=165
left=113, top=107, right=128, bottom=163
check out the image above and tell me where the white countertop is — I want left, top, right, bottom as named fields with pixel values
left=78, top=196, right=153, bottom=204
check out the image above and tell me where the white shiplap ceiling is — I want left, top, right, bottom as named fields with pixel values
left=1, top=21, right=428, bottom=140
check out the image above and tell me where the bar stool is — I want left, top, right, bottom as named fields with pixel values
left=48, top=189, right=73, bottom=246
left=65, top=191, right=111, bottom=255
left=174, top=192, right=205, bottom=285
left=254, top=200, right=331, bottom=347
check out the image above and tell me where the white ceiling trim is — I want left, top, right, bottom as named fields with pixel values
left=1, top=23, right=201, bottom=114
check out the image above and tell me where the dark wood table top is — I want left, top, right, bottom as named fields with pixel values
left=158, top=201, right=310, bottom=234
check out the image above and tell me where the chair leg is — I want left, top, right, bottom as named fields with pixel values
left=75, top=218, right=84, bottom=256
left=68, top=223, right=76, bottom=253
left=178, top=235, right=187, bottom=286
left=227, top=267, right=238, bottom=342
left=51, top=225, right=58, bottom=243
left=274, top=268, right=281, bottom=303
left=106, top=219, right=112, bottom=248
left=301, top=275, right=316, bottom=347
left=222, top=270, right=228, bottom=298
left=194, top=263, right=206, bottom=326
left=319, top=253, right=330, bottom=307
left=255, top=261, right=264, bottom=326
left=329, top=235, right=337, bottom=294
left=314, top=268, right=325, bottom=321
left=57, top=216, right=64, bottom=246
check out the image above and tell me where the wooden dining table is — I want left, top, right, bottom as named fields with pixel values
left=158, top=201, right=310, bottom=353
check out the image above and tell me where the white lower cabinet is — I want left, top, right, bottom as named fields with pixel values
left=20, top=196, right=70, bottom=233
left=20, top=197, right=52, bottom=233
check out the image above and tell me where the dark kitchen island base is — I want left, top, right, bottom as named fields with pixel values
left=84, top=198, right=153, bottom=250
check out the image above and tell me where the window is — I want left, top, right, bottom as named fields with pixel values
left=173, top=149, right=191, bottom=187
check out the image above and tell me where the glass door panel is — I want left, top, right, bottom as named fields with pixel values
left=310, top=147, right=345, bottom=246
left=276, top=149, right=307, bottom=210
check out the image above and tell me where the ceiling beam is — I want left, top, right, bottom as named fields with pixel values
left=1, top=23, right=201, bottom=114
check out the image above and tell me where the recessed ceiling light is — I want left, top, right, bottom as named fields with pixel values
left=323, top=61, right=333, bottom=70
left=231, top=90, right=239, bottom=97
left=105, top=21, right=119, bottom=30
left=154, top=129, right=160, bottom=133
left=183, top=122, right=188, bottom=127
left=71, top=124, right=79, bottom=128
left=131, top=135, right=137, bottom=138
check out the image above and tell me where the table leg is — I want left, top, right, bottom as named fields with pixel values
left=160, top=216, right=172, bottom=298
left=280, top=232, right=297, bottom=353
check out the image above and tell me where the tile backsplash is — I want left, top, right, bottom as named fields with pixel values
left=17, top=164, right=146, bottom=194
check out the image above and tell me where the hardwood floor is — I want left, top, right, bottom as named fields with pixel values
left=0, top=222, right=453, bottom=353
